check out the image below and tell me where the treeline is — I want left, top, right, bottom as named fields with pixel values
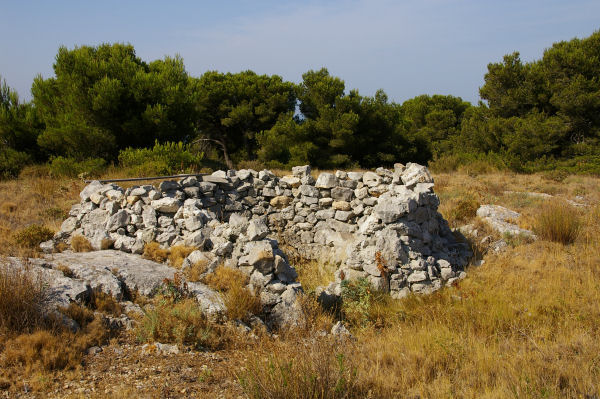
left=1, top=30, right=600, bottom=178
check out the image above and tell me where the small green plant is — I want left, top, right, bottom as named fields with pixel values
left=340, top=278, right=374, bottom=327
left=12, top=224, right=54, bottom=248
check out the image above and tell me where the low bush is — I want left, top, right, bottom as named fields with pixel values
left=0, top=148, right=30, bottom=179
left=445, top=197, right=480, bottom=225
left=534, top=200, right=581, bottom=244
left=136, top=296, right=225, bottom=350
left=118, top=141, right=203, bottom=176
left=48, top=156, right=106, bottom=178
left=12, top=224, right=54, bottom=249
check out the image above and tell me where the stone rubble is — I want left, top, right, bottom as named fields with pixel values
left=39, top=162, right=470, bottom=329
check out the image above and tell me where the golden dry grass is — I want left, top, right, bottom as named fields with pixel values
left=168, top=245, right=196, bottom=268
left=534, top=200, right=582, bottom=244
left=203, top=266, right=261, bottom=322
left=142, top=241, right=169, bottom=263
left=184, top=260, right=208, bottom=282
left=70, top=234, right=93, bottom=252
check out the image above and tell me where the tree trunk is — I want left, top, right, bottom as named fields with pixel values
left=220, top=138, right=234, bottom=169
left=192, top=136, right=234, bottom=169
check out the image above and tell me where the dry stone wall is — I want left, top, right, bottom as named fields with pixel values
left=53, top=162, right=471, bottom=306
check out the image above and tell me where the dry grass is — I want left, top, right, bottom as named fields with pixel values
left=0, top=262, right=50, bottom=335
left=142, top=241, right=169, bottom=263
left=56, top=263, right=75, bottom=278
left=534, top=200, right=582, bottom=244
left=203, top=266, right=261, bottom=322
left=3, top=305, right=111, bottom=373
left=168, top=245, right=196, bottom=268
left=246, top=199, right=600, bottom=398
left=239, top=336, right=367, bottom=399
left=71, top=234, right=93, bottom=252
left=184, top=260, right=209, bottom=282
left=290, top=256, right=337, bottom=293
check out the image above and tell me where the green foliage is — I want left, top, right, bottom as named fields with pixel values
left=195, top=70, right=296, bottom=168
left=33, top=43, right=198, bottom=159
left=118, top=140, right=203, bottom=175
left=48, top=156, right=106, bottom=178
left=341, top=278, right=375, bottom=327
left=258, top=69, right=414, bottom=169
left=0, top=147, right=30, bottom=179
left=136, top=296, right=223, bottom=350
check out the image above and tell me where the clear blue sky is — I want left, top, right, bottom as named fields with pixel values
left=1, top=0, right=599, bottom=104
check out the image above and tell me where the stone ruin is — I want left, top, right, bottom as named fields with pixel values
left=38, top=162, right=470, bottom=329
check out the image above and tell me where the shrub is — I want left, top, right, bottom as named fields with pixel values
left=446, top=197, right=480, bottom=224
left=118, top=141, right=203, bottom=176
left=71, top=235, right=93, bottom=252
left=534, top=201, right=581, bottom=244
left=135, top=296, right=225, bottom=350
left=0, top=263, right=50, bottom=334
left=48, top=156, right=106, bottom=178
left=0, top=148, right=30, bottom=179
left=12, top=224, right=54, bottom=248
left=340, top=278, right=374, bottom=327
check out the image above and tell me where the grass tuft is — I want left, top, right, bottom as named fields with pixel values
left=203, top=266, right=261, bottom=322
left=168, top=245, right=196, bottom=268
left=142, top=242, right=169, bottom=263
left=71, top=235, right=93, bottom=252
left=0, top=263, right=50, bottom=334
left=534, top=200, right=581, bottom=244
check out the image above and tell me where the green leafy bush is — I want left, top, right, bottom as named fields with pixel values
left=0, top=148, right=30, bottom=179
left=341, top=278, right=374, bottom=327
left=48, top=156, right=106, bottom=178
left=13, top=224, right=54, bottom=248
left=118, top=141, right=203, bottom=176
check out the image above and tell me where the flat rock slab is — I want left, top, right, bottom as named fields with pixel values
left=476, top=204, right=536, bottom=238
left=46, top=250, right=177, bottom=297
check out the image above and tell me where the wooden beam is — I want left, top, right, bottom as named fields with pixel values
left=84, top=173, right=209, bottom=184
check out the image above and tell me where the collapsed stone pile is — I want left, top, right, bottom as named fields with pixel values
left=50, top=162, right=470, bottom=312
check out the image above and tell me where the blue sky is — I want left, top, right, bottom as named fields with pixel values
left=1, top=0, right=599, bottom=104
